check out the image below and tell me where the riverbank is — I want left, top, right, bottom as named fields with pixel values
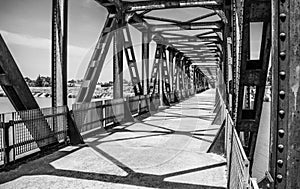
left=0, top=85, right=135, bottom=113
left=0, top=85, right=135, bottom=99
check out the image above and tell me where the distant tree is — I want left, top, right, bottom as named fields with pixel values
left=35, top=75, right=43, bottom=87
left=24, top=77, right=35, bottom=87
left=24, top=77, right=31, bottom=83
left=45, top=76, right=51, bottom=85
left=101, top=82, right=112, bottom=87
left=68, top=79, right=76, bottom=83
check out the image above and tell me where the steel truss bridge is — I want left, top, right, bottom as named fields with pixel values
left=0, top=0, right=299, bottom=188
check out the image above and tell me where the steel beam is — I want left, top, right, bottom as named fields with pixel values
left=0, top=36, right=38, bottom=109
left=186, top=12, right=218, bottom=23
left=142, top=31, right=150, bottom=94
left=122, top=26, right=143, bottom=95
left=269, top=0, right=300, bottom=188
left=52, top=0, right=68, bottom=107
left=0, top=35, right=58, bottom=148
left=235, top=0, right=271, bottom=173
left=76, top=14, right=116, bottom=103
left=166, top=37, right=221, bottom=43
left=150, top=44, right=162, bottom=95
left=95, top=0, right=122, bottom=13
left=113, top=16, right=124, bottom=99
left=142, top=15, right=182, bottom=24
left=151, top=21, right=224, bottom=32
left=169, top=48, right=175, bottom=92
left=124, top=0, right=223, bottom=12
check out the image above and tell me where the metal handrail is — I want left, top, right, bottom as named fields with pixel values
left=0, top=106, right=68, bottom=167
left=216, top=88, right=253, bottom=189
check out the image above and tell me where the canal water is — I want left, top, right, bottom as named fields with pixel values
left=0, top=97, right=76, bottom=114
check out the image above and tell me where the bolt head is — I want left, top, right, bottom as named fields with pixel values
left=276, top=174, right=283, bottom=182
left=279, top=90, right=285, bottom=96
left=279, top=33, right=286, bottom=40
left=279, top=13, right=287, bottom=21
left=278, top=129, right=285, bottom=137
left=277, top=159, right=284, bottom=166
left=279, top=51, right=286, bottom=59
left=279, top=71, right=286, bottom=76
left=279, top=110, right=285, bottom=115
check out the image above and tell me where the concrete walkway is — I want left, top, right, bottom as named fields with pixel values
left=0, top=89, right=227, bottom=189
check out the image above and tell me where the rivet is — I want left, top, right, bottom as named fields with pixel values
left=279, top=51, right=286, bottom=60
left=277, top=159, right=284, bottom=167
left=279, top=71, right=286, bottom=77
left=279, top=13, right=287, bottom=21
left=279, top=110, right=285, bottom=117
left=279, top=90, right=285, bottom=98
left=279, top=33, right=286, bottom=40
left=278, top=129, right=285, bottom=137
left=279, top=90, right=285, bottom=95
left=266, top=183, right=270, bottom=188
left=277, top=174, right=283, bottom=182
left=278, top=144, right=284, bottom=152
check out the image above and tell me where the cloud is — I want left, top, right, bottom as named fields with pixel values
left=82, top=0, right=97, bottom=8
left=0, top=29, right=89, bottom=57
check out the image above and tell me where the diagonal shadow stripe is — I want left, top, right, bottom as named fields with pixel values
left=163, top=162, right=227, bottom=178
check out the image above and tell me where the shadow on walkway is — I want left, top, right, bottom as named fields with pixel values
left=0, top=89, right=227, bottom=189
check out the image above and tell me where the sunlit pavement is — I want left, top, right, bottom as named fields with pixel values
left=0, top=89, right=227, bottom=189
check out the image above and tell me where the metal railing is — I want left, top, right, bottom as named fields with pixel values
left=0, top=106, right=68, bottom=166
left=215, top=88, right=254, bottom=189
left=72, top=89, right=196, bottom=134
left=73, top=94, right=160, bottom=133
left=0, top=89, right=197, bottom=167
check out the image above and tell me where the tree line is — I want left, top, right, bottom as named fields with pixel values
left=24, top=75, right=133, bottom=87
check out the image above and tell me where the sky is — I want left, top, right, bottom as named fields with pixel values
left=0, top=0, right=109, bottom=80
left=0, top=0, right=262, bottom=82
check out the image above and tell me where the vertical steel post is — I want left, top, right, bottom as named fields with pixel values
left=169, top=49, right=174, bottom=93
left=113, top=15, right=124, bottom=99
left=270, top=0, right=300, bottom=188
left=181, top=58, right=185, bottom=94
left=62, top=0, right=68, bottom=106
left=51, top=0, right=58, bottom=107
left=51, top=0, right=68, bottom=142
left=227, top=37, right=233, bottom=112
left=193, top=66, right=196, bottom=92
left=3, top=122, right=11, bottom=165
left=231, top=0, right=237, bottom=119
left=142, top=31, right=150, bottom=94
left=159, top=45, right=163, bottom=105
left=52, top=0, right=67, bottom=107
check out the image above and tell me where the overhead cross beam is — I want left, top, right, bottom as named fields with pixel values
left=151, top=21, right=224, bottom=31
left=123, top=0, right=223, bottom=12
left=94, top=0, right=216, bottom=94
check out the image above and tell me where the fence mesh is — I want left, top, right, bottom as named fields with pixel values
left=140, top=95, right=150, bottom=114
left=229, top=129, right=250, bottom=189
left=105, top=98, right=125, bottom=125
left=72, top=101, right=104, bottom=133
left=128, top=96, right=140, bottom=115
left=0, top=106, right=68, bottom=164
left=216, top=88, right=251, bottom=189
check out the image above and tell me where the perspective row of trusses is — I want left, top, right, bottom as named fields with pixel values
left=95, top=0, right=225, bottom=80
